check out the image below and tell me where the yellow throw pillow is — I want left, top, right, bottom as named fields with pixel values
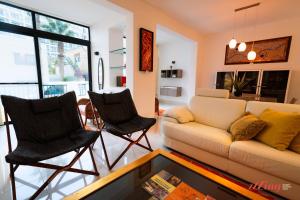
left=289, top=134, right=300, bottom=153
left=164, top=106, right=194, bottom=123
left=229, top=114, right=267, bottom=141
left=255, top=109, right=300, bottom=150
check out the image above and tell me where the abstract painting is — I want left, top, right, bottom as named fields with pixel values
left=225, top=36, right=292, bottom=65
left=139, top=28, right=154, bottom=71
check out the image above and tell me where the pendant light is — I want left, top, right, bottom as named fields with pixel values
left=229, top=38, right=237, bottom=49
left=247, top=42, right=256, bottom=60
left=247, top=5, right=259, bottom=61
left=229, top=3, right=261, bottom=55
left=229, top=12, right=237, bottom=49
left=238, top=11, right=247, bottom=52
left=238, top=42, right=247, bottom=52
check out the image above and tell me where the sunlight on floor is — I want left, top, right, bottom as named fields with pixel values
left=0, top=118, right=165, bottom=199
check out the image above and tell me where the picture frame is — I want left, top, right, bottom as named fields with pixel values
left=139, top=28, right=154, bottom=71
left=224, top=36, right=292, bottom=65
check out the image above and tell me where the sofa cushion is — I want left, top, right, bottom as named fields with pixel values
left=229, top=114, right=267, bottom=141
left=162, top=121, right=232, bottom=157
left=246, top=101, right=300, bottom=153
left=164, top=106, right=194, bottom=123
left=290, top=135, right=300, bottom=154
left=189, top=96, right=246, bottom=130
left=255, top=109, right=300, bottom=150
left=229, top=140, right=300, bottom=184
left=246, top=101, right=300, bottom=116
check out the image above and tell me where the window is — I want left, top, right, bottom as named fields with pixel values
left=0, top=31, right=37, bottom=83
left=0, top=31, right=39, bottom=101
left=39, top=39, right=89, bottom=97
left=0, top=2, right=91, bottom=99
left=14, top=53, right=36, bottom=65
left=0, top=3, right=32, bottom=28
left=36, top=14, right=89, bottom=40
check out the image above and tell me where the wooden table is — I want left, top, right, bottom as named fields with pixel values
left=65, top=149, right=268, bottom=200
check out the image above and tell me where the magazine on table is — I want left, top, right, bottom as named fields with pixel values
left=142, top=170, right=215, bottom=200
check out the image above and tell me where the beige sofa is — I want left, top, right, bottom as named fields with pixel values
left=162, top=93, right=300, bottom=199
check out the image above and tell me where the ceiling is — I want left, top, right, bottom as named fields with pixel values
left=7, top=0, right=125, bottom=27
left=144, top=0, right=300, bottom=34
left=157, top=27, right=180, bottom=44
left=156, top=26, right=193, bottom=45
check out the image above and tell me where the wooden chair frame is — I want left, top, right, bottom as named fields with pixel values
left=4, top=108, right=99, bottom=200
left=91, top=106, right=153, bottom=170
left=78, top=98, right=100, bottom=126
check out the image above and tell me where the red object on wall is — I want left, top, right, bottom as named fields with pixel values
left=139, top=28, right=154, bottom=71
left=121, top=76, right=126, bottom=86
left=117, top=76, right=126, bottom=87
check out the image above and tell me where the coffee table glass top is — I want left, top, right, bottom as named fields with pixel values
left=65, top=149, right=267, bottom=200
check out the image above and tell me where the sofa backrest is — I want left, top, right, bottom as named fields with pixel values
left=195, top=88, right=230, bottom=98
left=246, top=101, right=300, bottom=115
left=189, top=96, right=246, bottom=130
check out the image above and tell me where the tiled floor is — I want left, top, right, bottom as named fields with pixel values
left=0, top=117, right=165, bottom=200
left=159, top=101, right=185, bottom=111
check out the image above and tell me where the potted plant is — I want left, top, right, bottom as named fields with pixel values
left=230, top=73, right=251, bottom=97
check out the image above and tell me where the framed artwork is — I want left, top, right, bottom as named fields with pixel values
left=139, top=28, right=154, bottom=71
left=225, top=36, right=292, bottom=65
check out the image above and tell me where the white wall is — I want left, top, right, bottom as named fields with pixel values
left=109, top=0, right=204, bottom=117
left=108, top=28, right=125, bottom=87
left=89, top=0, right=134, bottom=94
left=200, top=16, right=300, bottom=103
left=157, top=41, right=196, bottom=104
left=90, top=24, right=110, bottom=92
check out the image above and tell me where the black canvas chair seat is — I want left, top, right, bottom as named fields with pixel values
left=5, top=130, right=98, bottom=165
left=1, top=91, right=99, bottom=200
left=89, top=89, right=156, bottom=170
left=106, top=116, right=156, bottom=136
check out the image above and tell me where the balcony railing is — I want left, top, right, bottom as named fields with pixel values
left=0, top=81, right=88, bottom=125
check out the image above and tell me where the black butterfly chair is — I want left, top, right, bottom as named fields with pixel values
left=88, top=89, right=156, bottom=170
left=1, top=92, right=99, bottom=200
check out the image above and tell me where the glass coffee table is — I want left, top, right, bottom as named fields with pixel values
left=65, top=149, right=267, bottom=200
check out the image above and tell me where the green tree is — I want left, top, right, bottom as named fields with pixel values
left=40, top=17, right=75, bottom=80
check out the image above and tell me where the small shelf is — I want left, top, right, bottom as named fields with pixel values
left=110, top=65, right=126, bottom=69
left=160, top=86, right=182, bottom=97
left=110, top=48, right=126, bottom=54
left=161, top=69, right=183, bottom=78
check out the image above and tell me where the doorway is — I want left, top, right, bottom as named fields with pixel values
left=156, top=25, right=197, bottom=114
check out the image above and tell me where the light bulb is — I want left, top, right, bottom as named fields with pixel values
left=238, top=42, right=247, bottom=52
left=247, top=50, right=256, bottom=61
left=229, top=38, right=237, bottom=49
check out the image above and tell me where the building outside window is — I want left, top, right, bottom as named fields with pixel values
left=0, top=2, right=92, bottom=101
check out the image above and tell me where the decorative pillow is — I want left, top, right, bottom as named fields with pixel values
left=227, top=112, right=249, bottom=133
left=255, top=109, right=300, bottom=150
left=289, top=134, right=300, bottom=153
left=229, top=114, right=267, bottom=141
left=164, top=106, right=194, bottom=123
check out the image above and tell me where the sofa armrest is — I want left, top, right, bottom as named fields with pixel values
left=163, top=106, right=194, bottom=123
left=162, top=116, right=179, bottom=124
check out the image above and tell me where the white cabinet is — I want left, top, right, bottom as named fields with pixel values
left=216, top=70, right=291, bottom=103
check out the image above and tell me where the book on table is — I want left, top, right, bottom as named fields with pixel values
left=142, top=170, right=214, bottom=200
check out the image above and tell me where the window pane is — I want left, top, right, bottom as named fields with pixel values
left=36, top=14, right=89, bottom=40
left=0, top=84, right=39, bottom=100
left=0, top=3, right=32, bottom=28
left=39, top=38, right=89, bottom=97
left=0, top=31, right=38, bottom=83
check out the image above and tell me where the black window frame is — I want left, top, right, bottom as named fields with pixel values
left=0, top=1, right=92, bottom=98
